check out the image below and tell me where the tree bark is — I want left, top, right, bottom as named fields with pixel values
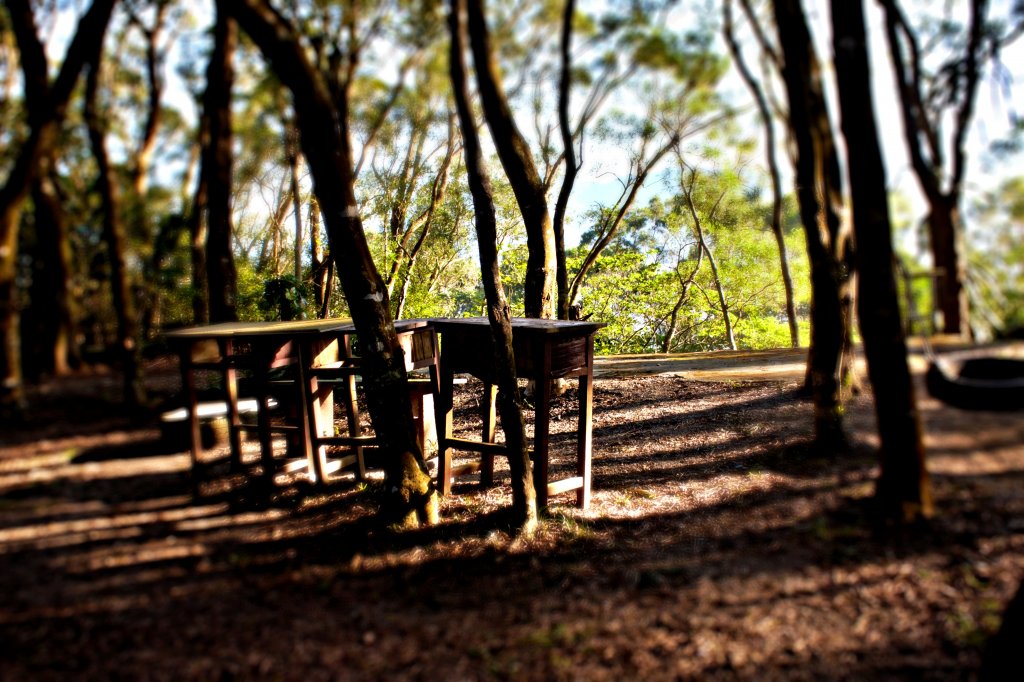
left=465, top=0, right=557, bottom=319
left=772, top=0, right=852, bottom=451
left=203, top=8, right=238, bottom=323
left=84, top=61, right=147, bottom=409
left=225, top=0, right=437, bottom=527
left=832, top=0, right=932, bottom=522
left=449, top=0, right=537, bottom=532
left=0, top=0, right=117, bottom=412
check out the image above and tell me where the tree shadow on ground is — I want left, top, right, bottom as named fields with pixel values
left=2, top=373, right=1022, bottom=680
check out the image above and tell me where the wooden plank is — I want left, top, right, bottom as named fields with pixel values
left=547, top=476, right=584, bottom=496
left=446, top=437, right=508, bottom=455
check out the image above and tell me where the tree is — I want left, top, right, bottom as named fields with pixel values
left=680, top=162, right=737, bottom=351
left=448, top=0, right=537, bottom=532
left=876, top=0, right=1006, bottom=338
left=84, top=57, right=147, bottom=409
left=772, top=0, right=853, bottom=451
left=831, top=0, right=932, bottom=522
left=0, top=0, right=117, bottom=413
left=722, top=0, right=799, bottom=348
left=466, top=0, right=557, bottom=319
left=224, top=0, right=437, bottom=528
left=552, top=0, right=578, bottom=320
left=566, top=117, right=679, bottom=315
left=201, top=7, right=238, bottom=323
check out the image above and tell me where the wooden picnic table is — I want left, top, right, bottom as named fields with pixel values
left=165, top=318, right=438, bottom=492
left=429, top=317, right=604, bottom=510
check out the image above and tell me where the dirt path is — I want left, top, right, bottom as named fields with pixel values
left=596, top=339, right=1024, bottom=381
left=1, top=346, right=1022, bottom=680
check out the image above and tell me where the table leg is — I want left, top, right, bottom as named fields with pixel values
left=252, top=346, right=276, bottom=489
left=533, top=346, right=553, bottom=512
left=481, top=382, right=497, bottom=486
left=436, top=350, right=456, bottom=496
left=296, top=341, right=324, bottom=484
left=340, top=335, right=366, bottom=480
left=179, top=349, right=203, bottom=495
left=222, top=339, right=244, bottom=473
left=576, top=337, right=595, bottom=509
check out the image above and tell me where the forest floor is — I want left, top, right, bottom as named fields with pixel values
left=1, top=342, right=1023, bottom=680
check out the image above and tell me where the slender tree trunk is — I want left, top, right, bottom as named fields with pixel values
left=661, top=247, right=704, bottom=353
left=288, top=125, right=303, bottom=284
left=204, top=8, right=238, bottom=323
left=0, top=0, right=116, bottom=412
left=773, top=0, right=851, bottom=451
left=385, top=118, right=456, bottom=302
left=567, top=135, right=678, bottom=312
left=465, top=0, right=556, bottom=319
left=309, top=198, right=331, bottom=317
left=449, top=0, right=537, bottom=532
left=685, top=187, right=736, bottom=350
left=723, top=0, right=799, bottom=347
left=832, top=0, right=932, bottom=522
left=226, top=0, right=437, bottom=527
left=188, top=164, right=210, bottom=324
left=552, top=0, right=577, bottom=320
left=85, top=61, right=146, bottom=409
left=130, top=0, right=168, bottom=199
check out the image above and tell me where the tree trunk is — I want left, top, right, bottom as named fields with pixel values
left=723, top=0, right=799, bottom=347
left=188, top=163, right=210, bottom=324
left=927, top=197, right=969, bottom=337
left=661, top=246, right=704, bottom=353
left=226, top=0, right=437, bottom=528
left=309, top=198, right=331, bottom=317
left=288, top=125, right=303, bottom=284
left=0, top=0, right=117, bottom=412
left=385, top=117, right=456, bottom=304
left=24, top=172, right=76, bottom=378
left=552, top=0, right=578, bottom=320
left=203, top=8, right=238, bottom=323
left=85, top=61, right=147, bottom=410
left=129, top=0, right=168, bottom=199
left=773, top=0, right=851, bottom=451
left=831, top=0, right=932, bottom=522
left=566, top=135, right=678, bottom=313
left=465, top=0, right=556, bottom=319
left=684, top=184, right=736, bottom=350
left=876, top=0, right=988, bottom=339
left=449, top=0, right=537, bottom=532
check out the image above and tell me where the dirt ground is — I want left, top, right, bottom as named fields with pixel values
left=1, top=345, right=1023, bottom=680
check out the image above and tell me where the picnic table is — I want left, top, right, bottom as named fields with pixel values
left=165, top=318, right=438, bottom=491
left=430, top=317, right=604, bottom=510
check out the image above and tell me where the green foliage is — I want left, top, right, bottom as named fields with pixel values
left=572, top=160, right=811, bottom=354
left=967, top=176, right=1024, bottom=338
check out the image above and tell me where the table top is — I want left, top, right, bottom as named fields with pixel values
left=165, top=317, right=432, bottom=341
left=429, top=317, right=604, bottom=336
left=165, top=318, right=355, bottom=340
